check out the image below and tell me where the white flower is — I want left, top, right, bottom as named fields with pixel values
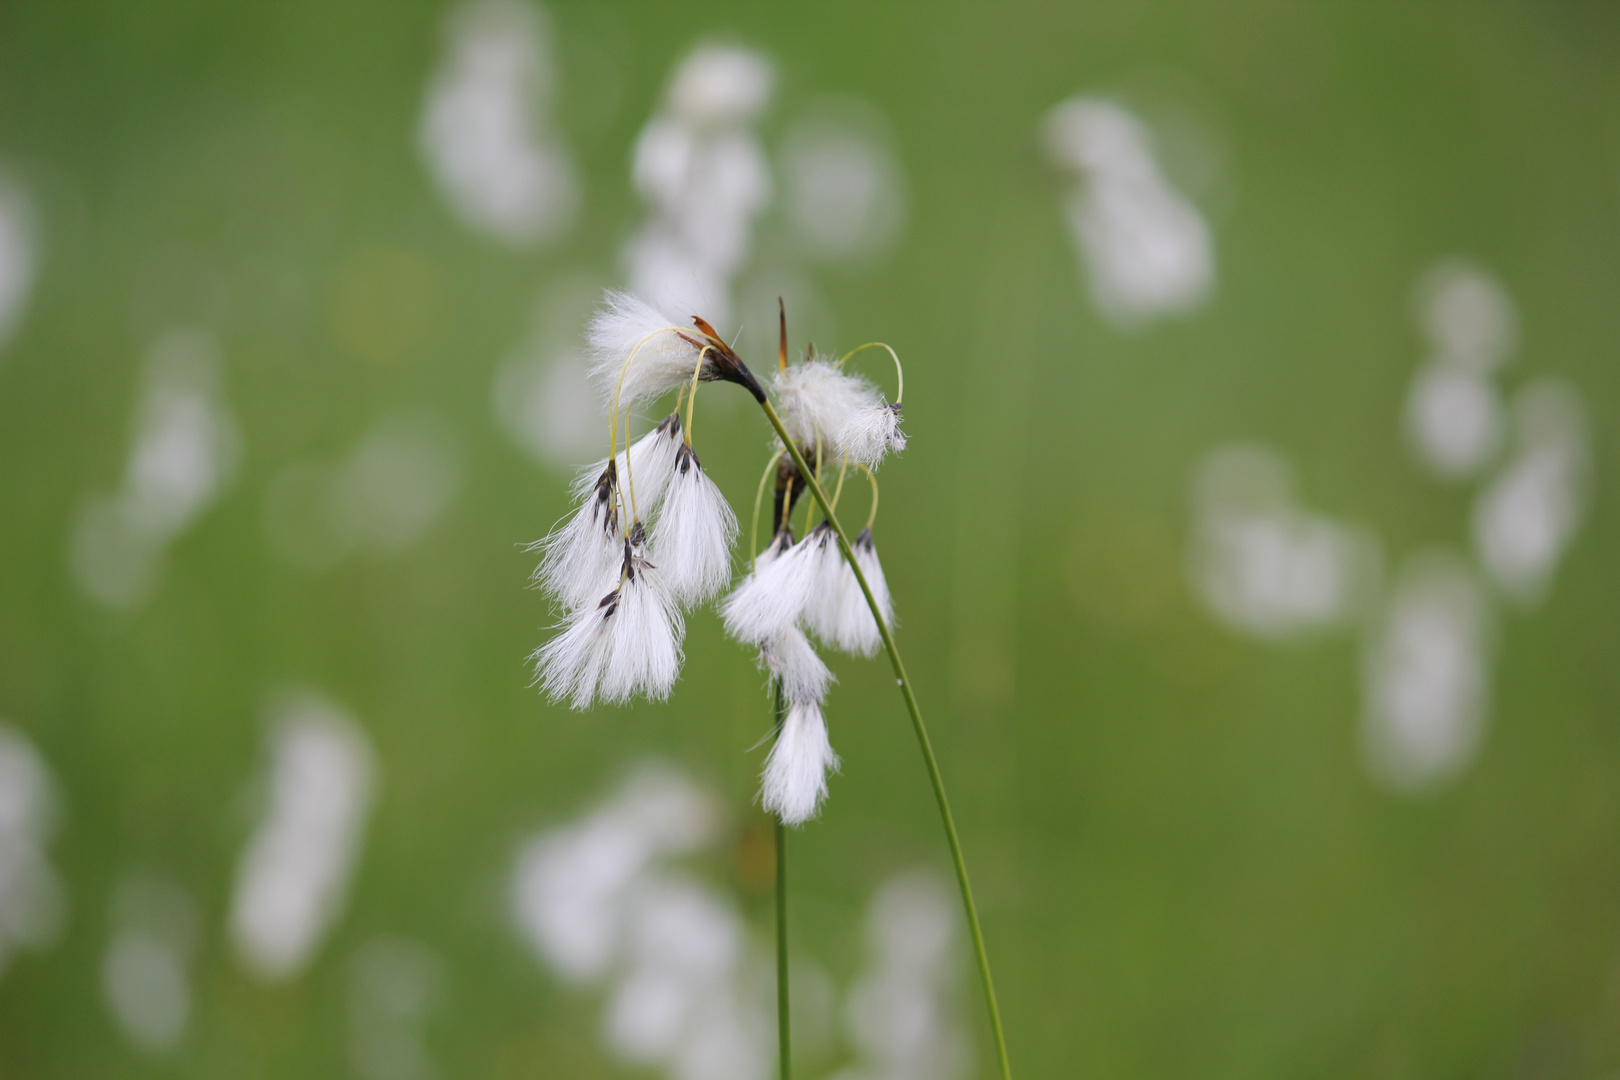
left=586, top=291, right=706, bottom=412
left=721, top=530, right=819, bottom=643
left=534, top=530, right=684, bottom=709
left=772, top=358, right=903, bottom=469
left=804, top=525, right=893, bottom=657
left=573, top=413, right=685, bottom=520
left=533, top=460, right=622, bottom=610
left=761, top=700, right=839, bottom=826
left=758, top=626, right=831, bottom=706
left=650, top=443, right=738, bottom=605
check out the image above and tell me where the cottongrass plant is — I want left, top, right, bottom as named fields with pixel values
left=528, top=293, right=1012, bottom=1080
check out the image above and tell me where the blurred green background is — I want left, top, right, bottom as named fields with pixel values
left=2, top=2, right=1619, bottom=1077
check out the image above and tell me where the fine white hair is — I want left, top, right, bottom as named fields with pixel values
left=586, top=291, right=705, bottom=412
left=534, top=544, right=684, bottom=709
left=650, top=444, right=738, bottom=605
left=773, top=358, right=903, bottom=469
left=762, top=700, right=839, bottom=826
left=533, top=466, right=621, bottom=611
left=573, top=413, right=685, bottom=520
left=803, top=526, right=892, bottom=657
left=721, top=530, right=819, bottom=643
left=758, top=626, right=832, bottom=706
left=601, top=561, right=684, bottom=704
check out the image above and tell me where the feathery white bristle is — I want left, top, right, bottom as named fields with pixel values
left=721, top=530, right=819, bottom=643
left=761, top=700, right=839, bottom=825
left=586, top=291, right=706, bottom=411
left=850, top=528, right=895, bottom=646
left=759, top=626, right=832, bottom=705
left=773, top=359, right=905, bottom=469
left=572, top=413, right=685, bottom=517
left=600, top=557, right=684, bottom=703
left=533, top=469, right=622, bottom=610
left=533, top=588, right=618, bottom=710
left=650, top=443, right=738, bottom=605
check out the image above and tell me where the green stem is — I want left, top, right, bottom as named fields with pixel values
left=758, top=399, right=1013, bottom=1080
left=773, top=681, right=791, bottom=1080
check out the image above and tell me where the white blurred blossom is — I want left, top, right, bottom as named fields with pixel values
left=1472, top=379, right=1589, bottom=606
left=780, top=104, right=905, bottom=263
left=0, top=177, right=37, bottom=351
left=0, top=725, right=64, bottom=979
left=1363, top=552, right=1492, bottom=792
left=229, top=693, right=375, bottom=981
left=625, top=45, right=775, bottom=328
left=830, top=872, right=968, bottom=1080
left=1188, top=444, right=1380, bottom=638
left=419, top=0, right=577, bottom=245
left=1044, top=97, right=1213, bottom=328
left=71, top=328, right=241, bottom=609
left=101, top=874, right=197, bottom=1054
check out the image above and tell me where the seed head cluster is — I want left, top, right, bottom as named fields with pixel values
left=531, top=291, right=905, bottom=824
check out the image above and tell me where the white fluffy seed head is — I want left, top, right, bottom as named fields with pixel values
left=600, top=553, right=684, bottom=704
left=649, top=443, right=738, bottom=605
left=759, top=626, right=832, bottom=706
left=773, top=359, right=905, bottom=470
left=852, top=528, right=895, bottom=642
left=721, top=529, right=819, bottom=643
left=533, top=463, right=622, bottom=610
left=532, top=585, right=618, bottom=710
left=533, top=535, right=685, bottom=709
left=762, top=700, right=839, bottom=826
left=573, top=413, right=685, bottom=518
left=586, top=291, right=707, bottom=412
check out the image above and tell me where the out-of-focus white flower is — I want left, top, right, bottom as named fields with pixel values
left=780, top=104, right=906, bottom=263
left=1044, top=97, right=1213, bottom=328
left=1188, top=444, right=1381, bottom=638
left=625, top=45, right=774, bottom=327
left=71, top=327, right=240, bottom=609
left=1472, top=379, right=1589, bottom=606
left=1363, top=552, right=1492, bottom=792
left=229, top=694, right=375, bottom=981
left=510, top=766, right=768, bottom=1079
left=1404, top=261, right=1518, bottom=479
left=419, top=0, right=577, bottom=245
left=0, top=724, right=65, bottom=980
left=831, top=872, right=969, bottom=1080
left=102, top=874, right=197, bottom=1054
left=0, top=177, right=38, bottom=352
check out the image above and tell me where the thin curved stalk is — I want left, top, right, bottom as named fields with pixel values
left=774, top=682, right=792, bottom=1080
left=758, top=399, right=1013, bottom=1080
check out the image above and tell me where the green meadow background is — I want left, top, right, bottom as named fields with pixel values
left=2, top=2, right=1619, bottom=1077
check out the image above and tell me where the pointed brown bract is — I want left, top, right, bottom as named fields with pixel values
left=778, top=297, right=788, bottom=372
left=688, top=314, right=766, bottom=402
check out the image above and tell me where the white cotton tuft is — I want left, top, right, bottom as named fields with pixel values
left=721, top=530, right=819, bottom=643
left=533, top=588, right=618, bottom=710
left=773, top=359, right=903, bottom=468
left=533, top=465, right=622, bottom=610
left=852, top=528, right=895, bottom=640
left=761, top=700, right=839, bottom=826
left=586, top=291, right=706, bottom=411
left=534, top=539, right=685, bottom=709
left=650, top=443, right=738, bottom=605
left=600, top=558, right=684, bottom=704
left=802, top=525, right=891, bottom=657
left=574, top=414, right=685, bottom=520
left=759, top=626, right=832, bottom=706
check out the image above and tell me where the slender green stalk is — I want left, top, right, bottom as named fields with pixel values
left=773, top=681, right=792, bottom=1080
left=758, top=399, right=1013, bottom=1080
